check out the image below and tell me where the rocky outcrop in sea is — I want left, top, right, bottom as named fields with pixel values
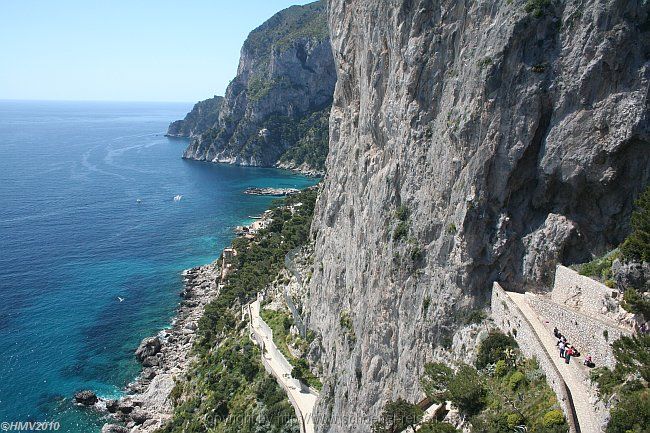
left=244, top=187, right=300, bottom=196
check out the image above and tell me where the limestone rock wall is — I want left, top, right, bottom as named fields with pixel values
left=552, top=265, right=632, bottom=326
left=306, top=0, right=649, bottom=431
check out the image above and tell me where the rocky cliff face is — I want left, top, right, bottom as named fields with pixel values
left=306, top=0, right=649, bottom=431
left=166, top=96, right=223, bottom=138
left=181, top=0, right=336, bottom=172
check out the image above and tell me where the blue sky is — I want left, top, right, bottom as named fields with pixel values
left=0, top=1, right=315, bottom=102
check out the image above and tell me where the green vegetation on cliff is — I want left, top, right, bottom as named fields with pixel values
left=591, top=334, right=649, bottom=433
left=243, top=0, right=328, bottom=58
left=194, top=105, right=330, bottom=172
left=375, top=331, right=568, bottom=433
left=620, top=186, right=650, bottom=263
left=158, top=188, right=318, bottom=433
left=372, top=398, right=424, bottom=433
left=277, top=107, right=330, bottom=171
left=578, top=186, right=649, bottom=273
left=163, top=336, right=298, bottom=433
left=575, top=186, right=649, bottom=313
left=181, top=0, right=334, bottom=171
left=576, top=249, right=619, bottom=284
left=166, top=96, right=223, bottom=137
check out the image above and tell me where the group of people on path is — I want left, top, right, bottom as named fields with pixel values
left=553, top=327, right=593, bottom=367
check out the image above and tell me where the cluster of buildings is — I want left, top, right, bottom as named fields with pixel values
left=235, top=210, right=274, bottom=239
left=234, top=202, right=304, bottom=239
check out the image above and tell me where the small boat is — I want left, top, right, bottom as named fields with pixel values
left=248, top=215, right=262, bottom=219
left=136, top=199, right=142, bottom=204
left=173, top=194, right=183, bottom=202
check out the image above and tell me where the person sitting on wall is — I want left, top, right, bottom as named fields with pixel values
left=583, top=355, right=594, bottom=368
left=554, top=327, right=561, bottom=339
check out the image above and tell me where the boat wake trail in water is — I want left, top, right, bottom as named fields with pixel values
left=81, top=145, right=133, bottom=181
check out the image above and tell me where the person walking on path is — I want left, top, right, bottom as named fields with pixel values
left=559, top=341, right=566, bottom=358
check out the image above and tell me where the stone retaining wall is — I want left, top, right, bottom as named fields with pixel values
left=552, top=265, right=637, bottom=330
left=552, top=266, right=626, bottom=321
left=491, top=283, right=579, bottom=433
left=527, top=294, right=631, bottom=368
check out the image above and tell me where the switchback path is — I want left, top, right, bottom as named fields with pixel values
left=248, top=298, right=318, bottom=433
left=506, top=291, right=601, bottom=433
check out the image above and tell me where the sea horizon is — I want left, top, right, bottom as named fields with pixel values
left=0, top=99, right=200, bottom=105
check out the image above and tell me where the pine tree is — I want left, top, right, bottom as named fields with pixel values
left=621, top=187, right=650, bottom=263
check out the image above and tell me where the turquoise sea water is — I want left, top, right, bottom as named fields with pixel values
left=0, top=101, right=318, bottom=432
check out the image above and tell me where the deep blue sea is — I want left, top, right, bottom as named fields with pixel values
left=0, top=101, right=317, bottom=432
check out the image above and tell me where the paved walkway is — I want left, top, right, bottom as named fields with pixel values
left=248, top=298, right=318, bottom=433
left=506, top=292, right=601, bottom=433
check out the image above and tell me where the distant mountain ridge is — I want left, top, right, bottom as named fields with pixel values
left=169, top=0, right=335, bottom=174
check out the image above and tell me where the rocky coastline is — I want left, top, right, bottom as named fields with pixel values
left=75, top=262, right=220, bottom=433
left=275, top=161, right=325, bottom=178
left=243, top=187, right=300, bottom=196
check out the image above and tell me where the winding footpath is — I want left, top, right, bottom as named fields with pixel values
left=506, top=291, right=601, bottom=433
left=247, top=297, right=318, bottom=433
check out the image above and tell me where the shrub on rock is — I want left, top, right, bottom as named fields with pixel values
left=418, top=421, right=459, bottom=433
left=476, top=331, right=517, bottom=369
left=621, top=187, right=650, bottom=263
left=542, top=410, right=564, bottom=427
left=508, top=371, right=526, bottom=390
left=372, top=398, right=423, bottom=433
left=446, top=364, right=486, bottom=416
left=494, top=359, right=508, bottom=377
